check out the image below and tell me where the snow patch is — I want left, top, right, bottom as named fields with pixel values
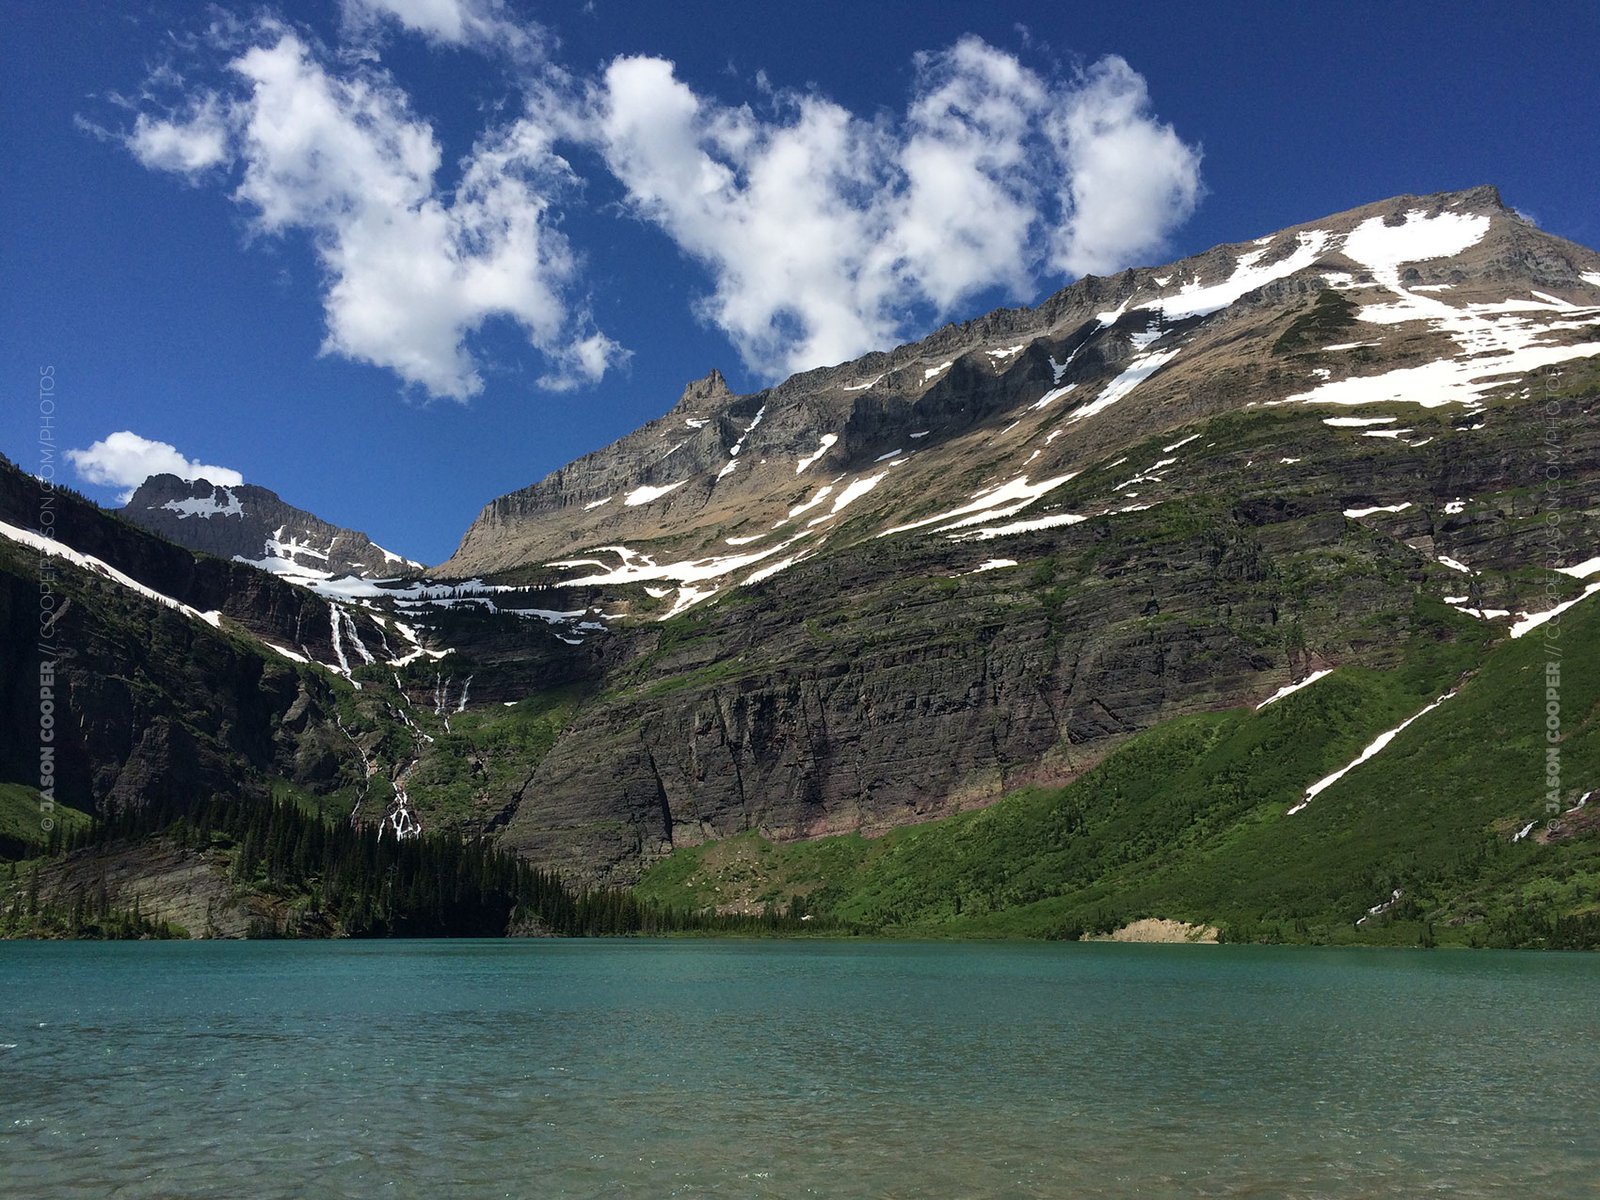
left=1029, top=383, right=1078, bottom=411
left=625, top=480, right=687, bottom=506
left=1294, top=341, right=1600, bottom=410
left=1554, top=556, right=1600, bottom=579
left=387, top=620, right=449, bottom=666
left=1510, top=581, right=1600, bottom=638
left=1071, top=348, right=1181, bottom=424
left=1291, top=214, right=1600, bottom=411
left=159, top=488, right=243, bottom=519
left=720, top=404, right=768, bottom=466
left=264, top=642, right=310, bottom=664
left=1341, top=209, right=1490, bottom=277
left=814, top=473, right=887, bottom=523
left=661, top=584, right=718, bottom=620
left=788, top=485, right=834, bottom=519
left=954, top=558, right=1018, bottom=576
left=1094, top=300, right=1130, bottom=326
left=236, top=553, right=333, bottom=582
left=954, top=511, right=1088, bottom=541
left=543, top=538, right=809, bottom=622
left=879, top=473, right=1079, bottom=539
left=745, top=550, right=814, bottom=586
left=375, top=544, right=424, bottom=570
left=796, top=434, right=838, bottom=474
left=1139, top=231, right=1332, bottom=321
left=1256, top=668, right=1335, bottom=710
left=1289, top=690, right=1458, bottom=815
left=1323, top=416, right=1397, bottom=428
left=1446, top=601, right=1511, bottom=620
left=2, top=519, right=225, bottom=631
left=1343, top=503, right=1412, bottom=518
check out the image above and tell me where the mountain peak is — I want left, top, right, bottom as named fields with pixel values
left=123, top=474, right=423, bottom=578
left=1406, top=183, right=1504, bottom=212
left=674, top=368, right=735, bottom=412
left=440, top=185, right=1600, bottom=579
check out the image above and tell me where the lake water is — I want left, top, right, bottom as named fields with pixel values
left=1, top=940, right=1595, bottom=1198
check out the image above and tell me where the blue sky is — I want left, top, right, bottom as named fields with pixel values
left=4, top=0, right=1598, bottom=565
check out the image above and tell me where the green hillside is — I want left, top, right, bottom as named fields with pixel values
left=636, top=596, right=1600, bottom=947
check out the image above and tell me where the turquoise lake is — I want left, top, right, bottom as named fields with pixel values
left=1, top=940, right=1596, bottom=1197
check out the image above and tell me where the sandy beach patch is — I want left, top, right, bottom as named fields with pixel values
left=1090, top=918, right=1219, bottom=944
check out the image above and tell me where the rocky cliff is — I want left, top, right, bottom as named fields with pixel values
left=4, top=186, right=1599, bottom=891
left=430, top=186, right=1600, bottom=881
left=123, top=475, right=423, bottom=579
left=0, top=465, right=401, bottom=821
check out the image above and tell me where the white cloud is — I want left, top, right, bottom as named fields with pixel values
left=894, top=37, right=1047, bottom=310
left=119, top=21, right=1199, bottom=391
left=66, top=432, right=244, bottom=502
left=1047, top=56, right=1203, bottom=277
left=588, top=37, right=1202, bottom=379
left=339, top=0, right=541, bottom=58
left=126, top=95, right=232, bottom=176
left=125, top=28, right=621, bottom=400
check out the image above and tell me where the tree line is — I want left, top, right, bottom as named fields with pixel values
left=9, top=792, right=839, bottom=940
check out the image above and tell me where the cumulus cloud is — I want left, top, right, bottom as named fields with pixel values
left=66, top=432, right=244, bottom=502
left=125, top=27, right=621, bottom=400
left=588, top=37, right=1202, bottom=379
left=1047, top=56, right=1204, bottom=276
left=126, top=94, right=233, bottom=177
left=117, top=18, right=1199, bottom=391
left=339, top=0, right=541, bottom=58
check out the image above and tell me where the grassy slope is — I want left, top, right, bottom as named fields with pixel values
left=0, top=783, right=92, bottom=851
left=397, top=684, right=588, bottom=830
left=636, top=596, right=1600, bottom=945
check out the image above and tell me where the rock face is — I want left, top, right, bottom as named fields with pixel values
left=0, top=463, right=380, bottom=818
left=4, top=186, right=1600, bottom=890
left=27, top=839, right=265, bottom=938
left=123, top=475, right=422, bottom=579
left=440, top=185, right=1600, bottom=580
left=437, top=186, right=1600, bottom=882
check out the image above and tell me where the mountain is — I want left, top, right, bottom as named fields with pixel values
left=430, top=185, right=1600, bottom=882
left=122, top=475, right=424, bottom=580
left=0, top=460, right=443, bottom=843
left=443, top=185, right=1599, bottom=583
left=4, top=184, right=1600, bottom=944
